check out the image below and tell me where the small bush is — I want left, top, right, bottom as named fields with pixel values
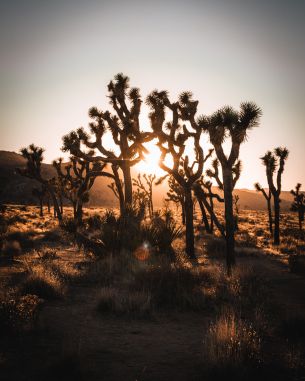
left=97, top=287, right=152, bottom=317
left=5, top=231, right=35, bottom=251
left=206, top=237, right=226, bottom=258
left=203, top=312, right=261, bottom=373
left=61, top=217, right=77, bottom=234
left=0, top=294, right=42, bottom=334
left=86, top=214, right=103, bottom=230
left=42, top=229, right=62, bottom=242
left=131, top=265, right=206, bottom=310
left=20, top=273, right=63, bottom=300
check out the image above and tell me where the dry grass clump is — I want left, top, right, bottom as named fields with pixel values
left=97, top=287, right=152, bottom=318
left=20, top=267, right=65, bottom=300
left=131, top=264, right=207, bottom=311
left=203, top=311, right=261, bottom=376
left=205, top=237, right=226, bottom=258
left=0, top=294, right=42, bottom=334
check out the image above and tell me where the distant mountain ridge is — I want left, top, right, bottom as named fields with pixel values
left=0, top=150, right=294, bottom=211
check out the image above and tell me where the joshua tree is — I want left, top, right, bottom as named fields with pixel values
left=132, top=173, right=156, bottom=218
left=254, top=182, right=273, bottom=234
left=53, top=157, right=112, bottom=224
left=32, top=185, right=47, bottom=217
left=62, top=74, right=153, bottom=213
left=18, top=145, right=63, bottom=222
left=146, top=90, right=212, bottom=260
left=261, top=147, right=289, bottom=245
left=198, top=103, right=262, bottom=273
left=291, top=183, right=305, bottom=232
left=162, top=175, right=185, bottom=224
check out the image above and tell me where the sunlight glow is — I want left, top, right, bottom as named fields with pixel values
left=135, top=141, right=173, bottom=177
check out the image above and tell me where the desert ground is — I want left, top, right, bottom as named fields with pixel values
left=1, top=204, right=305, bottom=381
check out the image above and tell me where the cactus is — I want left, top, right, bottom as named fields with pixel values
left=62, top=74, right=153, bottom=213
left=18, top=145, right=63, bottom=222
left=254, top=182, right=273, bottom=234
left=291, top=183, right=305, bottom=232
left=198, top=103, right=262, bottom=273
left=261, top=147, right=289, bottom=245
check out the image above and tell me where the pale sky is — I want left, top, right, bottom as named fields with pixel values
left=1, top=0, right=304, bottom=190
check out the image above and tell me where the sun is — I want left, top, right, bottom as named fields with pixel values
left=135, top=141, right=172, bottom=176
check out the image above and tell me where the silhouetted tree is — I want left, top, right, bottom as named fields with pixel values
left=62, top=74, right=153, bottom=213
left=53, top=157, right=112, bottom=224
left=146, top=90, right=212, bottom=260
left=254, top=182, right=273, bottom=234
left=198, top=103, right=262, bottom=273
left=291, top=183, right=305, bottom=232
left=133, top=173, right=156, bottom=218
left=32, top=185, right=46, bottom=217
left=18, top=145, right=63, bottom=222
left=261, top=147, right=289, bottom=245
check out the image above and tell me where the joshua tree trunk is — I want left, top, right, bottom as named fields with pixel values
left=209, top=195, right=214, bottom=233
left=122, top=162, right=132, bottom=207
left=180, top=201, right=186, bottom=225
left=198, top=199, right=210, bottom=233
left=223, top=169, right=236, bottom=274
left=75, top=203, right=83, bottom=225
left=50, top=191, right=62, bottom=222
left=273, top=194, right=280, bottom=245
left=59, top=195, right=63, bottom=214
left=47, top=198, right=50, bottom=213
left=184, top=187, right=195, bottom=260
left=267, top=198, right=273, bottom=234
left=39, top=199, right=43, bottom=217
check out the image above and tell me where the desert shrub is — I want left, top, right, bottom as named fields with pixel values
left=20, top=205, right=28, bottom=211
left=20, top=271, right=64, bottom=300
left=236, top=231, right=257, bottom=248
left=1, top=240, right=22, bottom=256
left=288, top=254, right=305, bottom=275
left=37, top=249, right=58, bottom=261
left=42, top=229, right=62, bottom=242
left=5, top=231, right=36, bottom=251
left=97, top=287, right=152, bottom=317
left=0, top=294, right=42, bottom=334
left=203, top=312, right=261, bottom=376
left=141, top=210, right=182, bottom=261
left=205, top=237, right=226, bottom=257
left=86, top=213, right=103, bottom=230
left=61, top=217, right=77, bottom=234
left=255, top=228, right=265, bottom=237
left=131, top=264, right=206, bottom=310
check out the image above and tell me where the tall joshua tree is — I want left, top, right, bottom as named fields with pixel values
left=198, top=103, right=262, bottom=273
left=261, top=147, right=289, bottom=245
left=291, top=183, right=305, bottom=232
left=254, top=182, right=273, bottom=234
left=62, top=73, right=153, bottom=213
left=146, top=90, right=212, bottom=260
left=53, top=157, right=112, bottom=224
left=18, top=145, right=63, bottom=222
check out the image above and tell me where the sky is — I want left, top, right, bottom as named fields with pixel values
left=0, top=0, right=304, bottom=190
